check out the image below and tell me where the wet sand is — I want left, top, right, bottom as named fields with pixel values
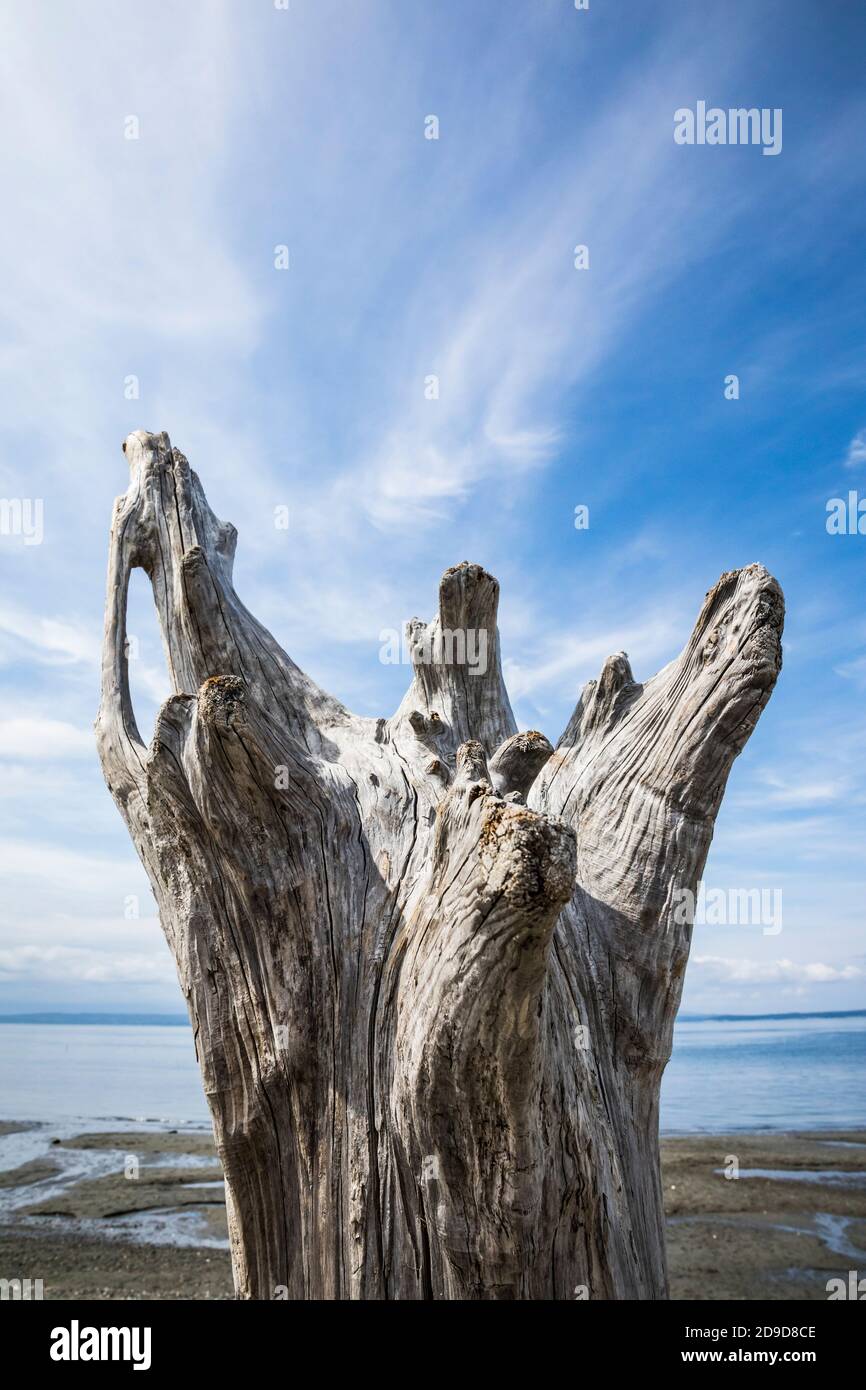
left=0, top=1122, right=231, bottom=1299
left=0, top=1124, right=863, bottom=1299
left=663, top=1130, right=866, bottom=1300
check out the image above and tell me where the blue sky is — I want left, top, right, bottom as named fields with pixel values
left=0, top=0, right=864, bottom=1017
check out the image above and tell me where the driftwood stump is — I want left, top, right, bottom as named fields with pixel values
left=97, top=430, right=784, bottom=1299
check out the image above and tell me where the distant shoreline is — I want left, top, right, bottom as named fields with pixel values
left=1, top=1009, right=865, bottom=1026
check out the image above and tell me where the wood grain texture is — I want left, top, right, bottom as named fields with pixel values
left=97, top=431, right=784, bottom=1299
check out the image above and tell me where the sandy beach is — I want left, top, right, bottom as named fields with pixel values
left=662, top=1130, right=866, bottom=1300
left=0, top=1122, right=863, bottom=1300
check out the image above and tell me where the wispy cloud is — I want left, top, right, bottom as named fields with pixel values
left=339, top=43, right=753, bottom=531
left=0, top=603, right=98, bottom=668
left=692, top=956, right=863, bottom=986
left=843, top=428, right=866, bottom=468
left=0, top=718, right=93, bottom=760
left=835, top=654, right=866, bottom=689
left=744, top=769, right=849, bottom=811
left=503, top=611, right=683, bottom=704
left=0, top=944, right=173, bottom=985
left=0, top=842, right=150, bottom=910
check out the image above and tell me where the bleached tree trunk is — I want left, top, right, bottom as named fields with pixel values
left=96, top=431, right=784, bottom=1300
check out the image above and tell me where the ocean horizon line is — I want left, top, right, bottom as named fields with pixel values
left=0, top=1008, right=864, bottom=1026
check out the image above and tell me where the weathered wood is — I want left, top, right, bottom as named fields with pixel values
left=97, top=430, right=784, bottom=1299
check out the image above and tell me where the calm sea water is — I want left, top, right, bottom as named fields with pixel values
left=661, top=1012, right=866, bottom=1133
left=0, top=1022, right=210, bottom=1125
left=0, top=1013, right=863, bottom=1133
